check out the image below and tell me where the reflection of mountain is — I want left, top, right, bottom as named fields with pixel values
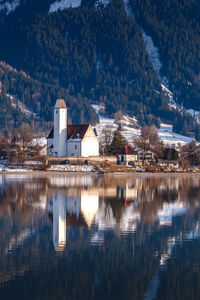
left=0, top=175, right=200, bottom=299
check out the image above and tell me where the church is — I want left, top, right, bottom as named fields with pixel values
left=47, top=99, right=99, bottom=157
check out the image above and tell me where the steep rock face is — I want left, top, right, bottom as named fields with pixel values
left=0, top=0, right=199, bottom=138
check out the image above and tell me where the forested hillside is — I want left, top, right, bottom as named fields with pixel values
left=130, top=0, right=200, bottom=110
left=0, top=0, right=199, bottom=138
left=0, top=62, right=98, bottom=133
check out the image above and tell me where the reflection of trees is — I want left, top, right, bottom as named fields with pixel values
left=0, top=178, right=48, bottom=223
left=0, top=175, right=200, bottom=299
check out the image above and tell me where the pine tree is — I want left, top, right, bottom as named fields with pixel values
left=109, top=128, right=125, bottom=155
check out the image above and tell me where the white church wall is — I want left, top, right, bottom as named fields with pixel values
left=54, top=106, right=67, bottom=157
left=81, top=126, right=99, bottom=157
left=67, top=140, right=81, bottom=157
left=47, top=138, right=54, bottom=156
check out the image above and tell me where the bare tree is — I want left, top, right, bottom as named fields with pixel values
left=100, top=127, right=113, bottom=154
left=134, top=125, right=159, bottom=153
left=181, top=140, right=197, bottom=153
left=114, top=110, right=123, bottom=126
left=18, top=123, right=33, bottom=152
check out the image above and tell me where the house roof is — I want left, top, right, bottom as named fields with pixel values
left=55, top=99, right=67, bottom=109
left=160, top=123, right=173, bottom=127
left=47, top=124, right=90, bottom=140
left=122, top=145, right=138, bottom=155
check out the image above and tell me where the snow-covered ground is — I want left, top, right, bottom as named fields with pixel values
left=0, top=0, right=20, bottom=16
left=92, top=104, right=194, bottom=146
left=49, top=0, right=81, bottom=13
left=49, top=165, right=95, bottom=172
left=7, top=93, right=37, bottom=117
left=0, top=165, right=32, bottom=172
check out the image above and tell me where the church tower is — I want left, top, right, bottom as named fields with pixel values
left=53, top=99, right=67, bottom=157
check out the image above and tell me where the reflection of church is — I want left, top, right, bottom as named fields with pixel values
left=48, top=191, right=99, bottom=252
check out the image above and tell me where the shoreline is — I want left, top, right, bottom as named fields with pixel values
left=1, top=170, right=200, bottom=176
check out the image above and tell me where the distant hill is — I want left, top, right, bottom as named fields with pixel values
left=0, top=0, right=199, bottom=139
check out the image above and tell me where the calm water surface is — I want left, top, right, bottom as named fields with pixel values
left=0, top=174, right=200, bottom=300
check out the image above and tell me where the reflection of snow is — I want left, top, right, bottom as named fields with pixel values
left=144, top=270, right=160, bottom=300
left=49, top=0, right=81, bottom=13
left=95, top=202, right=140, bottom=233
left=145, top=222, right=200, bottom=300
left=157, top=202, right=187, bottom=226
left=160, top=237, right=175, bottom=265
left=91, top=231, right=104, bottom=245
left=6, top=228, right=35, bottom=254
left=49, top=175, right=94, bottom=188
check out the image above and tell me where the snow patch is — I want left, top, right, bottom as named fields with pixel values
left=96, top=55, right=103, bottom=70
left=92, top=104, right=194, bottom=146
left=0, top=165, right=32, bottom=172
left=49, top=0, right=81, bottom=13
left=123, top=1, right=180, bottom=112
left=94, top=0, right=110, bottom=10
left=49, top=165, right=95, bottom=172
left=0, top=0, right=20, bottom=16
left=7, top=93, right=37, bottom=117
left=123, top=0, right=135, bottom=20
left=142, top=30, right=162, bottom=76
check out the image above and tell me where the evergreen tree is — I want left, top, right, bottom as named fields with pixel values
left=109, top=128, right=125, bottom=154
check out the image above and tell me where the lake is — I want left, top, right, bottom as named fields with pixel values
left=0, top=173, right=200, bottom=300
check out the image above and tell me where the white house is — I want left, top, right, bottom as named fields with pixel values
left=47, top=99, right=99, bottom=157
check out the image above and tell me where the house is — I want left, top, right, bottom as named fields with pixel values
left=117, top=145, right=155, bottom=165
left=158, top=159, right=179, bottom=169
left=162, top=147, right=180, bottom=160
left=137, top=149, right=155, bottom=162
left=117, top=145, right=138, bottom=165
left=160, top=123, right=173, bottom=132
left=47, top=99, right=99, bottom=157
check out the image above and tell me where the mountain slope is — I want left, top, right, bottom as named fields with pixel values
left=0, top=0, right=199, bottom=138
left=129, top=0, right=200, bottom=111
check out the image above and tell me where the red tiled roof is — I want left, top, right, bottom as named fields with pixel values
left=56, top=99, right=67, bottom=109
left=47, top=124, right=90, bottom=140
left=160, top=123, right=173, bottom=127
left=122, top=145, right=138, bottom=155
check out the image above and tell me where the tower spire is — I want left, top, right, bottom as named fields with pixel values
left=53, top=99, right=67, bottom=157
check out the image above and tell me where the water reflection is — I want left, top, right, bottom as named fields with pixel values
left=0, top=174, right=200, bottom=299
